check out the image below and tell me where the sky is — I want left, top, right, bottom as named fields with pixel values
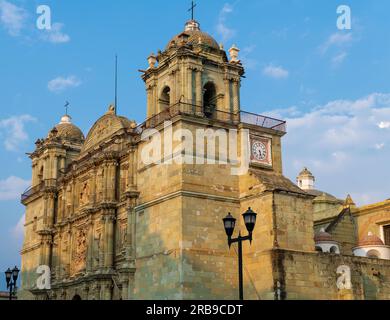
left=0, top=0, right=389, bottom=290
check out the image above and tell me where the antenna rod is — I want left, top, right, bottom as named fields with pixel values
left=115, top=54, right=118, bottom=115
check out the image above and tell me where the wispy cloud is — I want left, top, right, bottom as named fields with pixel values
left=0, top=176, right=30, bottom=201
left=0, top=114, right=36, bottom=151
left=48, top=75, right=81, bottom=93
left=266, top=93, right=390, bottom=205
left=319, top=32, right=355, bottom=67
left=40, top=22, right=70, bottom=44
left=216, top=3, right=236, bottom=43
left=320, top=32, right=353, bottom=54
left=0, top=0, right=27, bottom=36
left=262, top=64, right=289, bottom=79
left=375, top=143, right=385, bottom=150
left=11, top=214, right=25, bottom=239
left=378, top=121, right=390, bottom=129
left=332, top=51, right=348, bottom=67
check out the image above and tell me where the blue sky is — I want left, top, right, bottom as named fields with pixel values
left=0, top=0, right=389, bottom=290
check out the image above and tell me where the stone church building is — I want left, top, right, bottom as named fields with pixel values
left=20, top=18, right=390, bottom=300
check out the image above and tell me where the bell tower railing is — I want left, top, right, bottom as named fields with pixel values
left=135, top=102, right=286, bottom=134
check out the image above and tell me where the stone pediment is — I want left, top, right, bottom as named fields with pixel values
left=81, top=107, right=134, bottom=154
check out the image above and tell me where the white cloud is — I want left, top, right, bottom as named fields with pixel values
left=266, top=93, right=390, bottom=206
left=0, top=176, right=30, bottom=201
left=0, top=0, right=27, bottom=36
left=320, top=32, right=353, bottom=54
left=12, top=214, right=25, bottom=239
left=40, top=22, right=70, bottom=44
left=216, top=3, right=236, bottom=43
left=0, top=114, right=36, bottom=151
left=332, top=51, right=348, bottom=67
left=48, top=75, right=81, bottom=93
left=378, top=121, right=390, bottom=129
left=262, top=64, right=289, bottom=79
left=375, top=143, right=385, bottom=150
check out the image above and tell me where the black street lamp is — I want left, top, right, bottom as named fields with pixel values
left=223, top=208, right=257, bottom=300
left=5, top=266, right=19, bottom=300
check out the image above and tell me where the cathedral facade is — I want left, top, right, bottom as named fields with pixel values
left=20, top=19, right=390, bottom=300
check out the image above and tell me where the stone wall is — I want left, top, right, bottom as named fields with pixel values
left=274, top=249, right=390, bottom=300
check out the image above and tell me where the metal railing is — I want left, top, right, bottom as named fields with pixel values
left=21, top=179, right=57, bottom=202
left=135, top=102, right=286, bottom=134
left=240, top=111, right=287, bottom=132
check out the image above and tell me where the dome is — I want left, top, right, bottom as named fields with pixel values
left=81, top=105, right=134, bottom=154
left=298, top=167, right=314, bottom=177
left=48, top=115, right=84, bottom=141
left=166, top=20, right=220, bottom=50
left=358, top=232, right=385, bottom=246
left=314, top=228, right=333, bottom=242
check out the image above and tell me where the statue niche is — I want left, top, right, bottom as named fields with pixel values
left=79, top=182, right=90, bottom=206
left=72, top=229, right=87, bottom=275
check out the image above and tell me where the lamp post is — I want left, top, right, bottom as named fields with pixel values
left=5, top=266, right=19, bottom=300
left=223, top=208, right=257, bottom=301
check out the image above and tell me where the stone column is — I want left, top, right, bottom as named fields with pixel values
left=195, top=69, right=202, bottom=109
left=53, top=155, right=58, bottom=179
left=32, top=162, right=38, bottom=186
left=120, top=273, right=129, bottom=300
left=71, top=179, right=76, bottom=216
left=128, top=273, right=135, bottom=300
left=104, top=213, right=115, bottom=269
left=43, top=156, right=49, bottom=180
left=232, top=79, right=240, bottom=114
left=146, top=85, right=153, bottom=118
left=111, top=162, right=117, bottom=201
left=91, top=168, right=97, bottom=204
left=87, top=220, right=94, bottom=272
left=39, top=234, right=52, bottom=267
left=68, top=230, right=73, bottom=276
left=60, top=156, right=66, bottom=172
left=152, top=84, right=158, bottom=114
left=103, top=282, right=112, bottom=300
left=127, top=148, right=137, bottom=191
left=187, top=67, right=193, bottom=105
left=224, top=78, right=231, bottom=113
left=45, top=192, right=56, bottom=227
left=56, top=234, right=62, bottom=278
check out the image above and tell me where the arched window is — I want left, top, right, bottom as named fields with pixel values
left=315, top=246, right=323, bottom=252
left=203, top=82, right=217, bottom=118
left=367, top=249, right=380, bottom=259
left=160, top=86, right=171, bottom=111
left=330, top=246, right=338, bottom=254
left=72, top=294, right=82, bottom=300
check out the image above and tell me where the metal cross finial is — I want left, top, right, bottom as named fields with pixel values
left=188, top=1, right=196, bottom=20
left=64, top=101, right=70, bottom=115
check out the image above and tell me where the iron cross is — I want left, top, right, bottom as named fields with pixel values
left=188, top=1, right=196, bottom=20
left=64, top=101, right=70, bottom=115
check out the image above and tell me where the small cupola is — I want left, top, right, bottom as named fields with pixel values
left=297, top=167, right=315, bottom=191
left=314, top=228, right=340, bottom=254
left=353, top=232, right=390, bottom=260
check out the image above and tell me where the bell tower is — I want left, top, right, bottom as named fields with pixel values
left=142, top=19, right=245, bottom=119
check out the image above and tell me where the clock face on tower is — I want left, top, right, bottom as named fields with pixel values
left=252, top=141, right=267, bottom=161
left=250, top=137, right=272, bottom=167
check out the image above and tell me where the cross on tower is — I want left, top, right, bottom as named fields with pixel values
left=188, top=1, right=196, bottom=20
left=64, top=101, right=70, bottom=115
